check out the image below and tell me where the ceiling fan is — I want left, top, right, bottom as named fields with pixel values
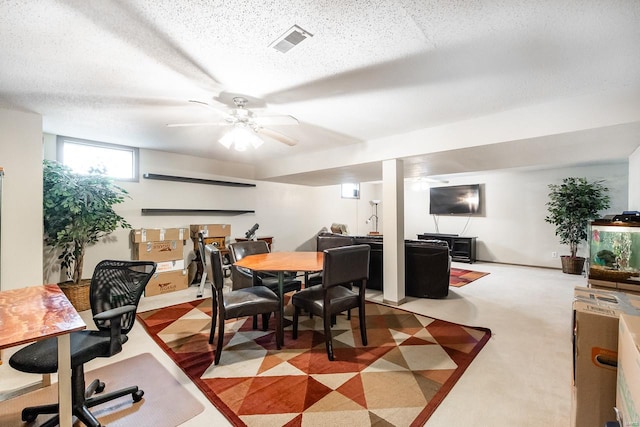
left=167, top=96, right=298, bottom=151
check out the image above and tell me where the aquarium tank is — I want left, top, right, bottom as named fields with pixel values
left=589, top=220, right=640, bottom=283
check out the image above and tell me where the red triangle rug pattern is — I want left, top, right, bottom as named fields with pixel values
left=138, top=300, right=491, bottom=426
left=449, top=268, right=490, bottom=287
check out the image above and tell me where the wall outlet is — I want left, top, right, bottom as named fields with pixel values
left=551, top=251, right=558, bottom=258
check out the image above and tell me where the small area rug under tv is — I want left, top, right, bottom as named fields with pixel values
left=138, top=299, right=491, bottom=426
left=449, top=268, right=490, bottom=287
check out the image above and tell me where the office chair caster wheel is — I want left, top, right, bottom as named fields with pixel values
left=21, top=409, right=37, bottom=422
left=132, top=389, right=144, bottom=402
left=95, top=381, right=106, bottom=393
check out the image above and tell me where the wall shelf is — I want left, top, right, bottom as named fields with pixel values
left=143, top=173, right=256, bottom=188
left=141, top=208, right=255, bottom=216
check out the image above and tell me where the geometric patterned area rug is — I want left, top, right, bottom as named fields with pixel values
left=138, top=299, right=491, bottom=426
left=449, top=268, right=490, bottom=287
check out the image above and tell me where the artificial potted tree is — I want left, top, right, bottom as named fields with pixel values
left=545, top=177, right=610, bottom=274
left=43, top=160, right=130, bottom=310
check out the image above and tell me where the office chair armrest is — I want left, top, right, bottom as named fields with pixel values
left=93, top=305, right=137, bottom=355
left=93, top=305, right=137, bottom=322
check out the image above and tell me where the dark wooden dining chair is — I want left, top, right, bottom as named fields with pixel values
left=305, top=233, right=355, bottom=287
left=204, top=244, right=282, bottom=365
left=228, top=240, right=301, bottom=330
left=291, top=244, right=370, bottom=361
left=228, top=240, right=302, bottom=293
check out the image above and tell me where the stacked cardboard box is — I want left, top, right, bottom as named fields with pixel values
left=131, top=227, right=187, bottom=243
left=189, top=224, right=231, bottom=283
left=189, top=224, right=231, bottom=242
left=572, top=287, right=640, bottom=427
left=131, top=228, right=189, bottom=296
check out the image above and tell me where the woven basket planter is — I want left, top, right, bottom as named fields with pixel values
left=58, top=279, right=91, bottom=312
left=561, top=256, right=586, bottom=275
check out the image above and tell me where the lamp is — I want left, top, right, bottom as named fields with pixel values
left=218, top=124, right=264, bottom=152
left=366, top=200, right=380, bottom=235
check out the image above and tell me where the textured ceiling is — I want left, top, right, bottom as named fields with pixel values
left=1, top=0, right=639, bottom=184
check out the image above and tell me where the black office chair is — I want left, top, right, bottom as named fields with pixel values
left=292, top=245, right=370, bottom=361
left=9, top=260, right=156, bottom=427
left=205, top=244, right=282, bottom=365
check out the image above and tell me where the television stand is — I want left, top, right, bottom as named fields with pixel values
left=417, top=233, right=477, bottom=263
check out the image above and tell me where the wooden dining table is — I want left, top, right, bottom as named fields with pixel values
left=234, top=251, right=323, bottom=345
left=0, top=284, right=86, bottom=427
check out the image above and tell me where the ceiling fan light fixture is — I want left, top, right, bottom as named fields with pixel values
left=234, top=138, right=249, bottom=152
left=218, top=125, right=264, bottom=152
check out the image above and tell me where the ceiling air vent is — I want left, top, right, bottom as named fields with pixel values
left=269, top=25, right=313, bottom=53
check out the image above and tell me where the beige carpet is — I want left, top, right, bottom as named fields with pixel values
left=0, top=353, right=204, bottom=426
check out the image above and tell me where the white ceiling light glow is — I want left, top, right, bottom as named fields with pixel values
left=218, top=124, right=264, bottom=151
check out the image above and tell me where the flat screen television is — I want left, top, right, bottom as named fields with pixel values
left=429, top=184, right=481, bottom=215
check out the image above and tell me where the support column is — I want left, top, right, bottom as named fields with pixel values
left=382, top=159, right=405, bottom=305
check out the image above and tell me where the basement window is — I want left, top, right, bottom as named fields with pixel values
left=57, top=136, right=139, bottom=181
left=341, top=183, right=360, bottom=199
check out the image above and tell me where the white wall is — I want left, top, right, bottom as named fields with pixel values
left=42, top=133, right=391, bottom=282
left=43, top=137, right=325, bottom=282
left=0, top=108, right=43, bottom=290
left=629, top=146, right=640, bottom=209
left=43, top=139, right=255, bottom=282
left=41, top=132, right=632, bottom=281
left=404, top=162, right=629, bottom=268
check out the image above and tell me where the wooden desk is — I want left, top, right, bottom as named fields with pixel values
left=234, top=252, right=323, bottom=345
left=0, top=284, right=86, bottom=427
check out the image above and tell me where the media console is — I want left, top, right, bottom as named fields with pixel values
left=417, top=233, right=477, bottom=263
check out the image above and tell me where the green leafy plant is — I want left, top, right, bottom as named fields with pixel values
left=43, top=160, right=131, bottom=284
left=545, top=177, right=610, bottom=258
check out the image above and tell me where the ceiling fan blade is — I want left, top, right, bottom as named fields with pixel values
left=166, top=121, right=228, bottom=127
left=188, top=99, right=223, bottom=109
left=188, top=100, right=211, bottom=107
left=257, top=128, right=298, bottom=146
left=188, top=99, right=235, bottom=118
left=253, top=114, right=299, bottom=126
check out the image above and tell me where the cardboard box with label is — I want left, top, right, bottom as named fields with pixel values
left=615, top=314, right=640, bottom=427
left=132, top=240, right=184, bottom=262
left=131, top=228, right=188, bottom=243
left=189, top=224, right=231, bottom=239
left=145, top=269, right=188, bottom=296
left=572, top=287, right=640, bottom=427
left=155, top=259, right=185, bottom=273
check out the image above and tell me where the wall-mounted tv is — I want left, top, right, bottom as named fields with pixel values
left=429, top=184, right=481, bottom=215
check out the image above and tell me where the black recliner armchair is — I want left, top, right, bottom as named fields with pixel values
left=9, top=260, right=156, bottom=427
